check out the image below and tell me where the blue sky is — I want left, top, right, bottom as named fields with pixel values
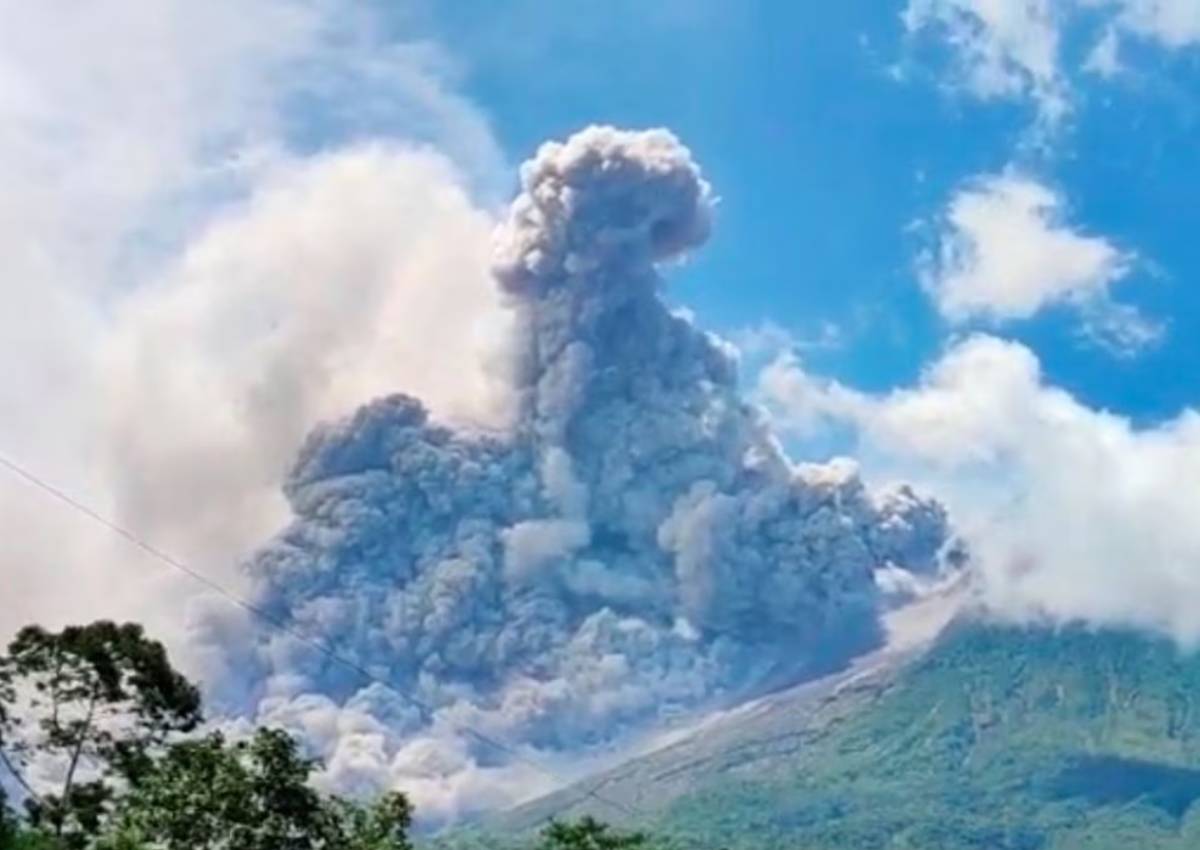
left=402, top=0, right=1199, bottom=422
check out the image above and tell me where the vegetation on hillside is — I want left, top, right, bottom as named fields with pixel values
left=654, top=622, right=1200, bottom=849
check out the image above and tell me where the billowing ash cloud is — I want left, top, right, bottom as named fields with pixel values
left=228, top=126, right=955, bottom=821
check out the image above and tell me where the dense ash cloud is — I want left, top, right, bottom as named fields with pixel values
left=231, top=126, right=955, bottom=821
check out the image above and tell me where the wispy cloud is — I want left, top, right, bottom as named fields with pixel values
left=1093, top=0, right=1200, bottom=49
left=903, top=0, right=1200, bottom=126
left=732, top=320, right=846, bottom=360
left=902, top=0, right=1069, bottom=127
left=1076, top=297, right=1167, bottom=357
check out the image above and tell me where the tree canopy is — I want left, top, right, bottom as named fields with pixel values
left=97, top=728, right=411, bottom=850
left=0, top=621, right=414, bottom=850
left=1, top=620, right=664, bottom=850
left=0, top=622, right=202, bottom=845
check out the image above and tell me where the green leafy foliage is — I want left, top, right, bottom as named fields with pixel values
left=0, top=622, right=202, bottom=846
left=430, top=817, right=671, bottom=850
left=0, top=826, right=65, bottom=850
left=101, top=728, right=412, bottom=850
left=0, top=621, right=414, bottom=850
left=536, top=817, right=648, bottom=850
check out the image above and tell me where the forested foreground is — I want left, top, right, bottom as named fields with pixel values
left=0, top=621, right=657, bottom=850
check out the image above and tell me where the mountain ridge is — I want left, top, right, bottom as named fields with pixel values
left=458, top=595, right=1200, bottom=849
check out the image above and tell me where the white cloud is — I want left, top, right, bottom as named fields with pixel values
left=101, top=145, right=508, bottom=598
left=732, top=320, right=845, bottom=359
left=902, top=0, right=1069, bottom=125
left=756, top=354, right=863, bottom=441
left=758, top=334, right=1200, bottom=645
left=1075, top=297, right=1166, bottom=357
left=0, top=0, right=506, bottom=671
left=1087, top=0, right=1200, bottom=49
left=918, top=173, right=1157, bottom=351
left=921, top=174, right=1127, bottom=321
left=904, top=0, right=1200, bottom=121
left=1083, top=26, right=1124, bottom=77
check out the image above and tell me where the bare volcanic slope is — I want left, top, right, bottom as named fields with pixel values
left=490, top=585, right=964, bottom=831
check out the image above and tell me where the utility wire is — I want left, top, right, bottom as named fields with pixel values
left=0, top=745, right=42, bottom=806
left=0, top=451, right=644, bottom=823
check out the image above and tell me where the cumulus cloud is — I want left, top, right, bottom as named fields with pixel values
left=228, top=127, right=956, bottom=823
left=758, top=334, right=1200, bottom=646
left=917, top=172, right=1160, bottom=353
left=920, top=174, right=1128, bottom=320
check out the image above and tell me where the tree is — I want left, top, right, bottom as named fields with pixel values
left=102, top=728, right=412, bottom=850
left=0, top=620, right=415, bottom=850
left=0, top=622, right=202, bottom=846
left=0, top=798, right=13, bottom=849
left=537, top=817, right=648, bottom=850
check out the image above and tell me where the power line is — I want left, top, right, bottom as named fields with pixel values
left=0, top=745, right=42, bottom=807
left=0, top=451, right=644, bottom=823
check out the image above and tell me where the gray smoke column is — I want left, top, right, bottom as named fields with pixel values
left=233, top=126, right=954, bottom=821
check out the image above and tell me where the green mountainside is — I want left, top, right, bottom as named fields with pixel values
left=463, top=619, right=1200, bottom=850
left=656, top=622, right=1200, bottom=848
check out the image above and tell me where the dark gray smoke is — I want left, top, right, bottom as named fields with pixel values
left=230, top=126, right=954, bottom=820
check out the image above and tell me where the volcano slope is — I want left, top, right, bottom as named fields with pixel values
left=474, top=610, right=1200, bottom=850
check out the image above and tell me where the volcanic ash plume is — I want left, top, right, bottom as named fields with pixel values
left=235, top=126, right=954, bottom=820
